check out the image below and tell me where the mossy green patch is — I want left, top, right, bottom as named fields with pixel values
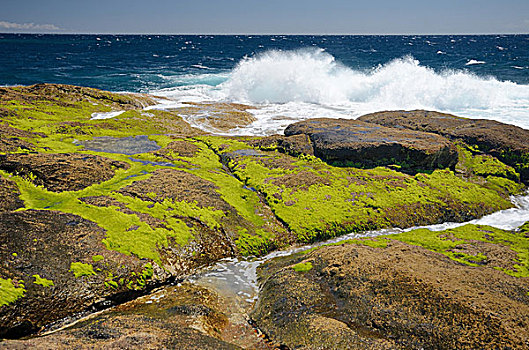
left=0, top=278, right=25, bottom=306
left=484, top=176, right=525, bottom=196
left=32, top=274, right=54, bottom=287
left=387, top=224, right=529, bottom=277
left=5, top=155, right=195, bottom=264
left=217, top=141, right=513, bottom=243
left=70, top=262, right=96, bottom=278
left=291, top=261, right=313, bottom=272
left=456, top=143, right=520, bottom=182
left=92, top=255, right=104, bottom=262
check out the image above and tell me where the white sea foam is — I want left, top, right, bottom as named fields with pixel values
left=90, top=111, right=125, bottom=120
left=150, top=48, right=529, bottom=136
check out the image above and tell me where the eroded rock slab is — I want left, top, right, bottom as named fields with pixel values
left=284, top=118, right=457, bottom=171
left=358, top=110, right=529, bottom=182
left=174, top=102, right=257, bottom=133
left=0, top=283, right=245, bottom=350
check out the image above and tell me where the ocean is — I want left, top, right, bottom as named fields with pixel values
left=1, top=34, right=529, bottom=135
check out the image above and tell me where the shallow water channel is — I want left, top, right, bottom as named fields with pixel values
left=190, top=192, right=529, bottom=315
left=40, top=192, right=529, bottom=346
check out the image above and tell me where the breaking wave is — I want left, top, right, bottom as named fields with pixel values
left=220, top=48, right=529, bottom=112
left=152, top=48, right=529, bottom=135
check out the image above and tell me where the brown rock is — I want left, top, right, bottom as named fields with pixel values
left=284, top=118, right=457, bottom=171
left=252, top=242, right=529, bottom=349
left=358, top=110, right=529, bottom=182
left=0, top=153, right=129, bottom=192
left=0, top=210, right=150, bottom=339
left=0, top=83, right=156, bottom=109
left=0, top=283, right=242, bottom=350
left=0, top=177, right=24, bottom=212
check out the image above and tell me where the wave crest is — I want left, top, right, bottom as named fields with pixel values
left=220, top=49, right=529, bottom=112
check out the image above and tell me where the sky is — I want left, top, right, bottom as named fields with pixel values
left=1, top=0, right=529, bottom=35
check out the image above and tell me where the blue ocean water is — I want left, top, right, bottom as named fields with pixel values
left=1, top=34, right=529, bottom=134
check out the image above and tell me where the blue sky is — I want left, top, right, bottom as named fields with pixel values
left=2, top=0, right=529, bottom=34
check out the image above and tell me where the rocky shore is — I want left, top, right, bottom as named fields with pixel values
left=1, top=84, right=528, bottom=349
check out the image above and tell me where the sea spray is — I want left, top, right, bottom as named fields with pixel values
left=152, top=49, right=529, bottom=135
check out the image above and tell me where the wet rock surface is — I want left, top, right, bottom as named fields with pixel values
left=0, top=283, right=250, bottom=350
left=358, top=110, right=529, bottom=182
left=174, top=102, right=257, bottom=132
left=252, top=237, right=529, bottom=349
left=284, top=118, right=457, bottom=171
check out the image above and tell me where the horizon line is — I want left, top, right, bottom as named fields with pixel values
left=2, top=32, right=529, bottom=36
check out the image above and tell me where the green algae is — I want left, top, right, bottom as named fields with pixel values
left=216, top=141, right=513, bottom=242
left=456, top=143, right=520, bottom=182
left=387, top=224, right=529, bottom=277
left=291, top=261, right=313, bottom=272
left=149, top=137, right=286, bottom=255
left=92, top=255, right=104, bottom=262
left=484, top=176, right=525, bottom=196
left=70, top=262, right=96, bottom=278
left=32, top=274, right=54, bottom=287
left=4, top=156, right=195, bottom=264
left=0, top=278, right=25, bottom=306
left=345, top=238, right=388, bottom=249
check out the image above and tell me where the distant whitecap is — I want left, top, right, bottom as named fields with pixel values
left=465, top=59, right=486, bottom=65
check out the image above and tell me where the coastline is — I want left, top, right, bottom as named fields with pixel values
left=0, top=83, right=528, bottom=348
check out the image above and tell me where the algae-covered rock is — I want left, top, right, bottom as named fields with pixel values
left=0, top=153, right=129, bottom=192
left=284, top=118, right=457, bottom=171
left=0, top=210, right=153, bottom=338
left=0, top=83, right=156, bottom=110
left=358, top=110, right=529, bottom=182
left=0, top=123, right=41, bottom=153
left=210, top=137, right=515, bottom=242
left=1, top=84, right=527, bottom=344
left=252, top=224, right=529, bottom=349
left=0, top=85, right=290, bottom=338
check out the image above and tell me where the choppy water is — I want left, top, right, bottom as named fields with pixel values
left=2, top=34, right=529, bottom=135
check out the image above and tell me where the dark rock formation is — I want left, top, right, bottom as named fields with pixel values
left=284, top=118, right=457, bottom=171
left=358, top=110, right=529, bottom=182
left=245, top=134, right=314, bottom=157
